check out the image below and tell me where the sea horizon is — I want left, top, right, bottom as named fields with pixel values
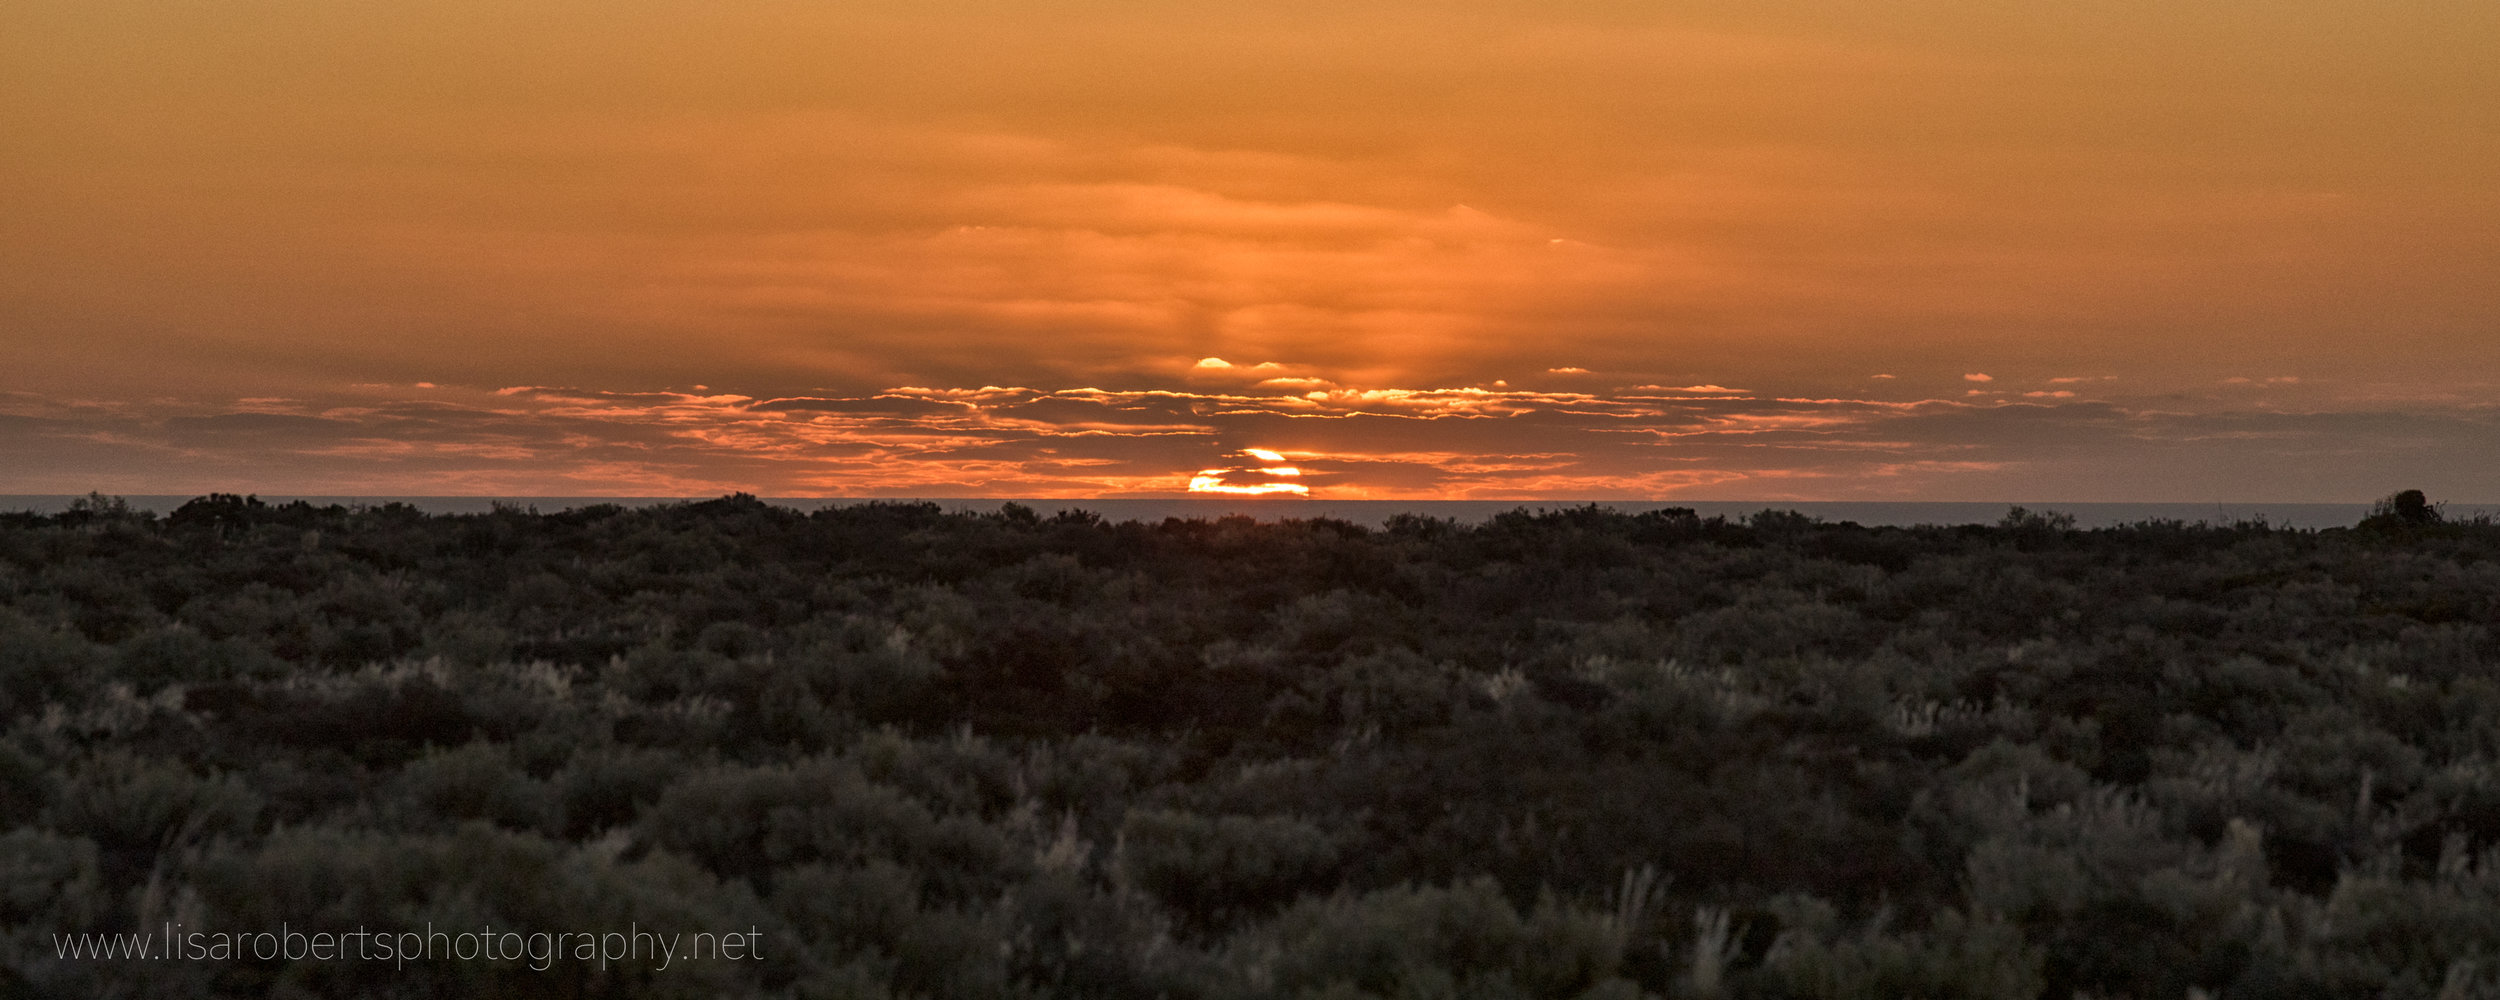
left=10, top=494, right=2495, bottom=531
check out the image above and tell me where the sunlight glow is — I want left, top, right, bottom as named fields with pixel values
left=1187, top=471, right=1311, bottom=496
left=1187, top=446, right=1314, bottom=495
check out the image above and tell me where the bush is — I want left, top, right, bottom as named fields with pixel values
left=1259, top=880, right=1638, bottom=1000
left=1118, top=809, right=1341, bottom=931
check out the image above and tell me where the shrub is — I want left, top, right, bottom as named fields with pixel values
left=1118, top=809, right=1341, bottom=932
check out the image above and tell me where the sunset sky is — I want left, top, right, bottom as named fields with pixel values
left=6, top=1, right=2496, bottom=499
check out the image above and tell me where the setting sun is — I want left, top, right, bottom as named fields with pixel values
left=1186, top=448, right=1313, bottom=496
left=1185, top=476, right=1310, bottom=497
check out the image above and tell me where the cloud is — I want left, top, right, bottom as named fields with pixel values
left=7, top=0, right=2499, bottom=440
left=1189, top=359, right=1298, bottom=384
left=1631, top=385, right=1749, bottom=394
left=10, top=379, right=2497, bottom=502
left=747, top=396, right=975, bottom=416
left=1963, top=373, right=1994, bottom=383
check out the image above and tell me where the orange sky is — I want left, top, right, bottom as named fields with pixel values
left=5, top=1, right=2497, bottom=499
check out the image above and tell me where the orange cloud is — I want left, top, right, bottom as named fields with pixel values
left=9, top=376, right=2495, bottom=502
left=1634, top=385, right=1750, bottom=394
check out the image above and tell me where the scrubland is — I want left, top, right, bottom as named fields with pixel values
left=4, top=495, right=2497, bottom=998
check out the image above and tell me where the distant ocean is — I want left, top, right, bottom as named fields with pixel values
left=10, top=496, right=2496, bottom=530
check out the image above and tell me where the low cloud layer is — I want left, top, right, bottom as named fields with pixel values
left=7, top=377, right=2494, bottom=502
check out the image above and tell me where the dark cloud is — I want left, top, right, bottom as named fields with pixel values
left=748, top=396, right=975, bottom=416
left=160, top=413, right=362, bottom=447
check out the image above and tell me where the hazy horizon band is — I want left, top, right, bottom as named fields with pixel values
left=11, top=496, right=2491, bottom=531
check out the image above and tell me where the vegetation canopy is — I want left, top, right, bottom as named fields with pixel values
left=3, top=494, right=2499, bottom=998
